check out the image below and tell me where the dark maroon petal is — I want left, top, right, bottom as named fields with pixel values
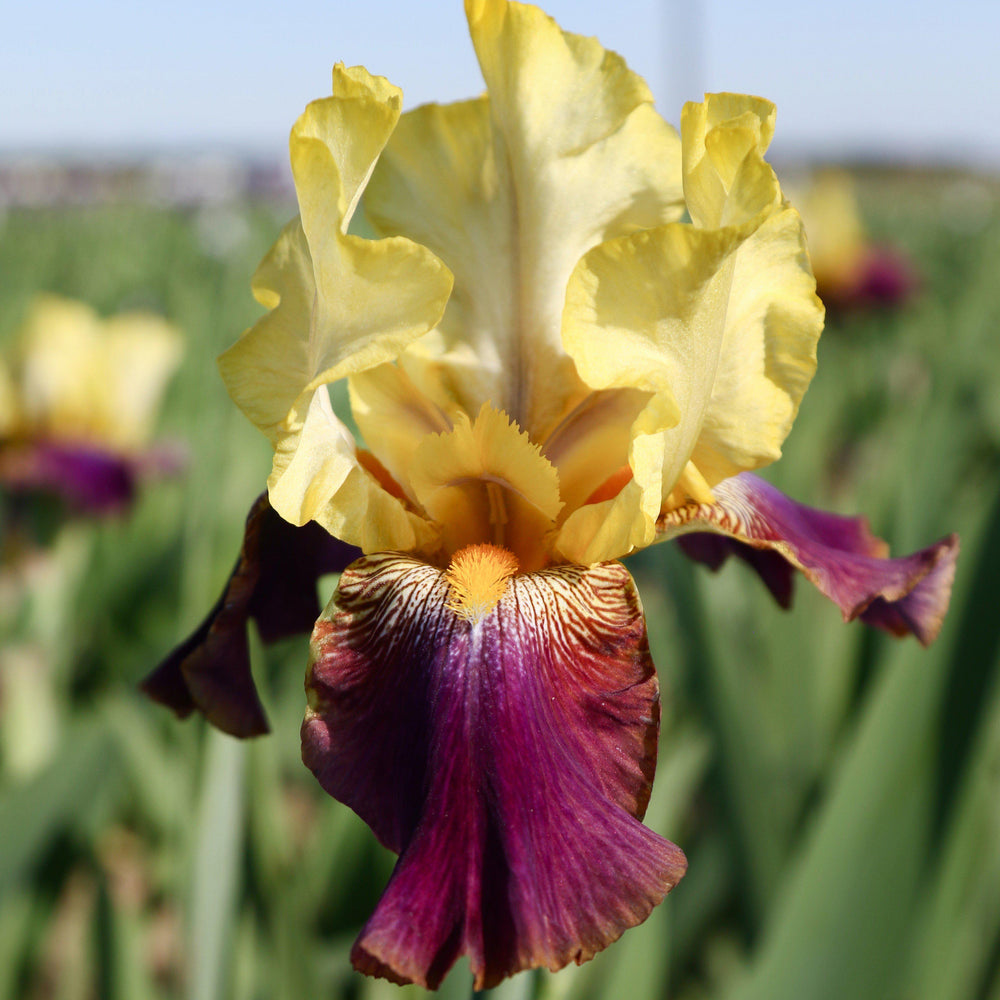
left=302, top=553, right=686, bottom=990
left=677, top=532, right=795, bottom=609
left=0, top=440, right=136, bottom=512
left=662, top=472, right=958, bottom=646
left=142, top=492, right=358, bottom=737
left=142, top=568, right=266, bottom=737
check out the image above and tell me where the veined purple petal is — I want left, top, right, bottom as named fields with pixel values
left=664, top=472, right=958, bottom=646
left=303, top=552, right=686, bottom=990
left=142, top=492, right=358, bottom=737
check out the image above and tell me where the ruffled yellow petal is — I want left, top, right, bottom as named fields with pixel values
left=298, top=64, right=405, bottom=231
left=682, top=94, right=780, bottom=230
left=268, top=386, right=436, bottom=554
left=556, top=478, right=653, bottom=566
left=365, top=0, right=684, bottom=439
left=218, top=65, right=453, bottom=444
left=562, top=223, right=740, bottom=524
left=409, top=403, right=562, bottom=570
left=218, top=219, right=314, bottom=442
left=687, top=205, right=822, bottom=485
left=559, top=94, right=823, bottom=562
left=555, top=394, right=686, bottom=565
left=364, top=98, right=517, bottom=423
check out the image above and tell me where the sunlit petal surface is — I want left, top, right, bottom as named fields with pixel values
left=558, top=95, right=823, bottom=563
left=365, top=0, right=684, bottom=440
left=217, top=65, right=452, bottom=545
left=266, top=385, right=437, bottom=552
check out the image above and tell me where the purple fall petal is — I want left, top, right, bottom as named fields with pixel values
left=0, top=440, right=136, bottom=512
left=303, top=552, right=686, bottom=990
left=664, top=472, right=958, bottom=646
left=142, top=492, right=358, bottom=737
left=858, top=548, right=958, bottom=644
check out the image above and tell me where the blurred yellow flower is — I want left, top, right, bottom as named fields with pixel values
left=0, top=295, right=182, bottom=512
left=795, top=169, right=918, bottom=310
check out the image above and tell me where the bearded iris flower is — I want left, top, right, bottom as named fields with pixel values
left=144, top=0, right=958, bottom=989
left=0, top=295, right=182, bottom=522
left=794, top=169, right=918, bottom=311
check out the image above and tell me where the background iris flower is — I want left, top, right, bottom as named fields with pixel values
left=0, top=295, right=182, bottom=537
left=793, top=169, right=920, bottom=312
left=146, top=0, right=957, bottom=990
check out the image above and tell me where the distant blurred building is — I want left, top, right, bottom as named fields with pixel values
left=0, top=154, right=293, bottom=208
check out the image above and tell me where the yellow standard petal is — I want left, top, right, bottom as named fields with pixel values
left=218, top=64, right=454, bottom=548
left=559, top=223, right=739, bottom=562
left=682, top=94, right=780, bottom=230
left=218, top=64, right=453, bottom=444
left=365, top=0, right=684, bottom=440
left=679, top=95, right=822, bottom=486
left=559, top=94, right=824, bottom=563
left=364, top=99, right=509, bottom=423
left=540, top=387, right=650, bottom=517
left=687, top=205, right=823, bottom=486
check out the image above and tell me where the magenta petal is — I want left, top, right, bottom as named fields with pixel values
left=662, top=473, right=958, bottom=645
left=0, top=440, right=136, bottom=512
left=303, top=553, right=686, bottom=989
left=820, top=245, right=919, bottom=312
left=855, top=245, right=919, bottom=308
left=858, top=548, right=958, bottom=642
left=142, top=492, right=358, bottom=737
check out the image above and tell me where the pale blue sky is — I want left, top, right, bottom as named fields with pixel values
left=2, top=0, right=997, bottom=167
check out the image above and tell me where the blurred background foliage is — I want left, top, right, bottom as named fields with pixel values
left=1, top=165, right=999, bottom=1000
